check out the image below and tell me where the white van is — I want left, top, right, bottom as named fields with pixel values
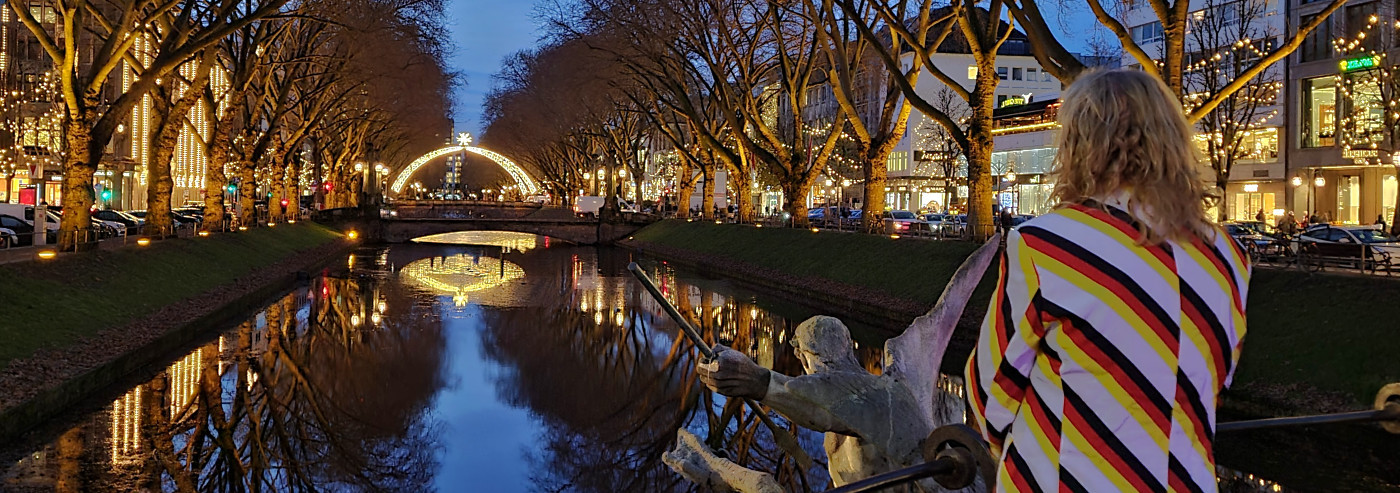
left=573, top=196, right=637, bottom=217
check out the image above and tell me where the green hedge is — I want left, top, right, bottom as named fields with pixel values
left=0, top=223, right=343, bottom=369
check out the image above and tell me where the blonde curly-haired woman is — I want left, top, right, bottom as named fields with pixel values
left=966, top=69, right=1250, bottom=493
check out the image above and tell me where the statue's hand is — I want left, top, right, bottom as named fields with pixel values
left=698, top=345, right=771, bottom=400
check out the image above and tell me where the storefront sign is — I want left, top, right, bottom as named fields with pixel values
left=1000, top=96, right=1027, bottom=108
left=1341, top=55, right=1381, bottom=73
left=1342, top=149, right=1379, bottom=160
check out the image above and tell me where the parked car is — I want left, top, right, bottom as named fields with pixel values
left=0, top=214, right=53, bottom=245
left=1223, top=222, right=1277, bottom=250
left=130, top=210, right=199, bottom=228
left=881, top=210, right=928, bottom=235
left=93, top=209, right=145, bottom=233
left=1297, top=224, right=1400, bottom=257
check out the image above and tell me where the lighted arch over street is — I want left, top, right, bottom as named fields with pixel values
left=389, top=133, right=541, bottom=196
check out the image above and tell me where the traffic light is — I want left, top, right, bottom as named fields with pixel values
left=280, top=198, right=289, bottom=208
left=226, top=184, right=237, bottom=193
left=323, top=182, right=334, bottom=192
left=100, top=189, right=112, bottom=201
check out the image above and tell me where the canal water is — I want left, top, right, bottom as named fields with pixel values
left=0, top=232, right=1392, bottom=492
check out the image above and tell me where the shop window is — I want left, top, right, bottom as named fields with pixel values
left=1240, top=128, right=1280, bottom=161
left=1385, top=175, right=1397, bottom=224
left=1232, top=192, right=1277, bottom=222
left=1301, top=77, right=1336, bottom=148
left=1299, top=14, right=1333, bottom=63
left=1345, top=71, right=1386, bottom=146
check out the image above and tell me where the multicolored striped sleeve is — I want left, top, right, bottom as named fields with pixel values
left=966, top=230, right=1044, bottom=457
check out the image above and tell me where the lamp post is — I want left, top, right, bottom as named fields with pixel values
left=1004, top=169, right=1018, bottom=214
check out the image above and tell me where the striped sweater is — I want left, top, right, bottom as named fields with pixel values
left=965, top=201, right=1250, bottom=493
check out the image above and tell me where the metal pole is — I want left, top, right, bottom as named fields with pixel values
left=626, top=262, right=815, bottom=470
left=1218, top=405, right=1400, bottom=433
left=824, top=459, right=954, bottom=493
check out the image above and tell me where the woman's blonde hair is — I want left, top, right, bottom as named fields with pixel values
left=1049, top=69, right=1216, bottom=244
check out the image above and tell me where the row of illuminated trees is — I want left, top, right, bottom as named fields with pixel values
left=9, top=0, right=453, bottom=249
left=483, top=0, right=1351, bottom=236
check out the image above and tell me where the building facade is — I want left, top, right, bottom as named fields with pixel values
left=1287, top=0, right=1400, bottom=225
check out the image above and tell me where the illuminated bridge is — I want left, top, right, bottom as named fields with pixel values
left=379, top=200, right=652, bottom=245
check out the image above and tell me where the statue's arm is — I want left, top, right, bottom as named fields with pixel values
left=759, top=373, right=857, bottom=435
left=699, top=347, right=856, bottom=435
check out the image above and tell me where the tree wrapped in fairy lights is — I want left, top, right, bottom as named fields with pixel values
left=0, top=70, right=65, bottom=192
left=1332, top=7, right=1400, bottom=233
left=1181, top=0, right=1284, bottom=221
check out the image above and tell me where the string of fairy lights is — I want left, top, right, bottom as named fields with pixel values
left=1332, top=12, right=1400, bottom=164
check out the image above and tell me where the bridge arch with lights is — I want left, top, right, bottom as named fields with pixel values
left=389, top=133, right=541, bottom=196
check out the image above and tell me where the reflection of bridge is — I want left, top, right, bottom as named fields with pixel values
left=380, top=201, right=652, bottom=245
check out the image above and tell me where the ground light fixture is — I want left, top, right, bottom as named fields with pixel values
left=287, top=220, right=296, bottom=224
left=37, top=250, right=56, bottom=260
left=136, top=238, right=151, bottom=246
left=347, top=230, right=359, bottom=240
left=715, top=220, right=722, bottom=224
left=267, top=222, right=276, bottom=227
left=197, top=231, right=210, bottom=237
left=238, top=226, right=248, bottom=231
left=811, top=227, right=820, bottom=233
left=890, top=234, right=901, bottom=239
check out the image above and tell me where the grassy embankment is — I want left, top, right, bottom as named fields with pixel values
left=632, top=220, right=1399, bottom=408
left=0, top=223, right=344, bottom=370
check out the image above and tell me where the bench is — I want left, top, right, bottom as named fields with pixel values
left=1298, top=240, right=1394, bottom=275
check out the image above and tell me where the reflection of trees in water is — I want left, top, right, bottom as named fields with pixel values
left=2, top=276, right=448, bottom=492
left=476, top=259, right=894, bottom=492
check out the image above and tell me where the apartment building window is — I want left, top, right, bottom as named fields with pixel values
left=1027, top=68, right=1038, bottom=81
left=1043, top=70, right=1053, bottom=82
left=997, top=67, right=1008, bottom=80
left=1012, top=67, right=1023, bottom=80
left=1299, top=14, right=1333, bottom=63
left=1346, top=2, right=1380, bottom=51
left=1131, top=21, right=1163, bottom=44
left=968, top=66, right=978, bottom=79
left=1301, top=76, right=1336, bottom=148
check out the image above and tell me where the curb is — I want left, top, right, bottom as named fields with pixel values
left=0, top=239, right=353, bottom=444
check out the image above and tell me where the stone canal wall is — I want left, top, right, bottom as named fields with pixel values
left=0, top=224, right=354, bottom=444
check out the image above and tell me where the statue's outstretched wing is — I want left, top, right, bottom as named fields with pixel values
left=882, top=235, right=1000, bottom=425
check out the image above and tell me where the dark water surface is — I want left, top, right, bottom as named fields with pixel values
left=0, top=232, right=1390, bottom=491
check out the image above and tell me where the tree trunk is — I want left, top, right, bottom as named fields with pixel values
left=268, top=150, right=286, bottom=223
left=965, top=68, right=998, bottom=241
left=861, top=145, right=888, bottom=233
left=238, top=162, right=257, bottom=226
left=58, top=117, right=97, bottom=250
left=1392, top=165, right=1400, bottom=236
left=203, top=138, right=230, bottom=230
left=146, top=94, right=178, bottom=237
left=676, top=165, right=696, bottom=219
left=286, top=156, right=300, bottom=221
left=700, top=160, right=715, bottom=221
left=1217, top=169, right=1231, bottom=222
left=783, top=176, right=811, bottom=228
left=730, top=169, right=754, bottom=224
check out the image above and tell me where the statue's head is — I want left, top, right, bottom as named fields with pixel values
left=792, top=316, right=863, bottom=374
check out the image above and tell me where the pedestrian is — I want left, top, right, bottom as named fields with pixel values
left=1280, top=211, right=1298, bottom=236
left=998, top=207, right=1013, bottom=234
left=1376, top=214, right=1387, bottom=233
left=1255, top=209, right=1265, bottom=222
left=966, top=69, right=1249, bottom=493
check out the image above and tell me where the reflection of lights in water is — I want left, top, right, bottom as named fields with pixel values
left=411, top=231, right=539, bottom=253
left=348, top=254, right=355, bottom=269
left=614, top=311, right=625, bottom=326
left=401, top=254, right=526, bottom=305
left=594, top=311, right=604, bottom=325
left=579, top=300, right=587, bottom=312
left=377, top=301, right=387, bottom=313
left=168, top=349, right=202, bottom=417
left=351, top=314, right=362, bottom=326
left=110, top=387, right=142, bottom=464
left=371, top=312, right=382, bottom=325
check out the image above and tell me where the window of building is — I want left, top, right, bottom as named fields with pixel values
left=1339, top=175, right=1361, bottom=224
left=1027, top=68, right=1038, bottom=81
left=1345, top=71, right=1385, bottom=146
left=1012, top=67, right=1023, bottom=80
left=1043, top=70, right=1053, bottom=82
left=1346, top=2, right=1380, bottom=52
left=1301, top=77, right=1336, bottom=148
left=1299, top=14, right=1333, bottom=63
left=996, top=67, right=1008, bottom=80
left=967, top=66, right=978, bottom=79
left=1386, top=175, right=1398, bottom=224
left=887, top=152, right=910, bottom=173
left=1131, top=21, right=1163, bottom=44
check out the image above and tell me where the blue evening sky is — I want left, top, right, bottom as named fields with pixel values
left=442, top=1, right=1100, bottom=138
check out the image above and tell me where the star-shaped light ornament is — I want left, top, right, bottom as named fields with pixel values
left=456, top=132, right=473, bottom=147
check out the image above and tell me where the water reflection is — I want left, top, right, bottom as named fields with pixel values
left=2, top=276, right=447, bottom=492
left=0, top=232, right=1339, bottom=492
